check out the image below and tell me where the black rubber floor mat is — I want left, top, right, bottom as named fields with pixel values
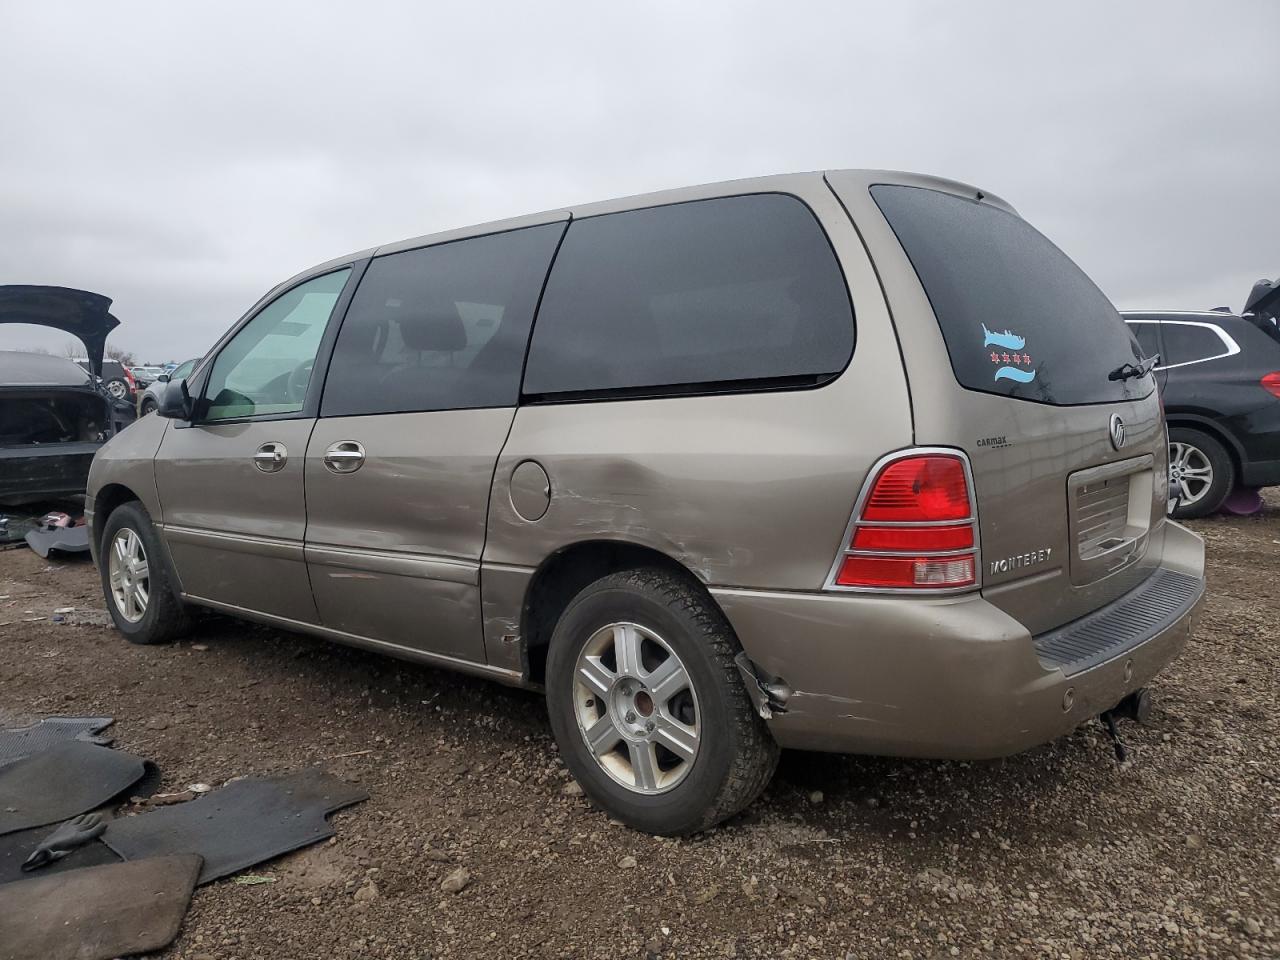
left=0, top=853, right=201, bottom=960
left=0, top=717, right=113, bottom=769
left=0, top=827, right=120, bottom=886
left=103, top=767, right=368, bottom=884
left=0, top=741, right=147, bottom=836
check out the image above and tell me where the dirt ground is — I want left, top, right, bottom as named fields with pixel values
left=1, top=502, right=1277, bottom=960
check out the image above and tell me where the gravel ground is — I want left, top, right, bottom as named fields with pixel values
left=0, top=501, right=1277, bottom=960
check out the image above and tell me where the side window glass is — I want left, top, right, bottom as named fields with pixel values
left=1127, top=322, right=1162, bottom=362
left=320, top=224, right=563, bottom=417
left=522, top=194, right=853, bottom=397
left=204, top=269, right=351, bottom=421
left=1161, top=322, right=1231, bottom=367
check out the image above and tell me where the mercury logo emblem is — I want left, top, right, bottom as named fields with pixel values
left=1109, top=414, right=1126, bottom=451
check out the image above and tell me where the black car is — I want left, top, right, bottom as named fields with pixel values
left=1124, top=297, right=1280, bottom=518
left=0, top=286, right=131, bottom=503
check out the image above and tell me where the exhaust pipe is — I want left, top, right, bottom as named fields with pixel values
left=1112, top=687, right=1152, bottom=724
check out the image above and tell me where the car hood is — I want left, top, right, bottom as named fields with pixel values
left=0, top=285, right=120, bottom=377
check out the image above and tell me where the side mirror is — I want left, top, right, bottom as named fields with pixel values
left=157, top=373, right=171, bottom=383
left=156, top=378, right=193, bottom=420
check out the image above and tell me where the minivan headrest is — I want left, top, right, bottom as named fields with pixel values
left=398, top=307, right=466, bottom=352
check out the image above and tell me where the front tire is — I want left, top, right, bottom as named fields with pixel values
left=1168, top=428, right=1233, bottom=519
left=545, top=568, right=779, bottom=835
left=99, top=502, right=191, bottom=644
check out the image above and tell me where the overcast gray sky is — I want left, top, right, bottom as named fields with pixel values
left=2, top=0, right=1276, bottom=361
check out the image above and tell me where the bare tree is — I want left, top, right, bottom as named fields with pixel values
left=61, top=340, right=82, bottom=359
left=105, top=344, right=137, bottom=366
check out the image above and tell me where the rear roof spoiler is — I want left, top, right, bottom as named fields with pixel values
left=0, top=285, right=120, bottom=377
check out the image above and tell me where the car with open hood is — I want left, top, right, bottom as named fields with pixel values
left=0, top=285, right=130, bottom=504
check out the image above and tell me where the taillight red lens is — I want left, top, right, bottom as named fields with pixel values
left=861, top=456, right=971, bottom=522
left=1262, top=372, right=1280, bottom=398
left=831, top=452, right=978, bottom=590
left=851, top=524, right=973, bottom=552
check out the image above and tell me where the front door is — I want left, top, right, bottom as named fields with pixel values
left=303, top=220, right=565, bottom=662
left=154, top=267, right=356, bottom=623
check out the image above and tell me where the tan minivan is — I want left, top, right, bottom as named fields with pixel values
left=88, top=171, right=1205, bottom=834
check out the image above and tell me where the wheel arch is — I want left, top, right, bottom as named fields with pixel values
left=519, top=539, right=720, bottom=686
left=1165, top=414, right=1244, bottom=477
left=92, top=483, right=143, bottom=550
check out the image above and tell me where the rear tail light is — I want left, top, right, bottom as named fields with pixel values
left=827, top=451, right=978, bottom=591
left=1262, top=372, right=1280, bottom=399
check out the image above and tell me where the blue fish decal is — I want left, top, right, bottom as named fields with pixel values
left=982, top=324, right=1026, bottom=351
left=994, top=366, right=1036, bottom=383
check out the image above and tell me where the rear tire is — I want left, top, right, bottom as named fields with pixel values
left=545, top=567, right=779, bottom=835
left=99, top=502, right=191, bottom=645
left=140, top=398, right=157, bottom=416
left=1168, top=428, right=1233, bottom=519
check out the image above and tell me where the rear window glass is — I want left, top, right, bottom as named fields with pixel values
left=872, top=185, right=1150, bottom=406
left=522, top=194, right=853, bottom=398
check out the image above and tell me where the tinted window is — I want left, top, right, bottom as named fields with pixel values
left=522, top=194, right=853, bottom=397
left=204, top=269, right=350, bottom=421
left=1127, top=321, right=1162, bottom=362
left=1160, top=322, right=1232, bottom=367
left=321, top=224, right=563, bottom=417
left=872, top=185, right=1150, bottom=406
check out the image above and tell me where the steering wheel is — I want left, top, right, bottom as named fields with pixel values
left=286, top=358, right=314, bottom=403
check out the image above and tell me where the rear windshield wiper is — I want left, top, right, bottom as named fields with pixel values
left=1108, top=354, right=1160, bottom=381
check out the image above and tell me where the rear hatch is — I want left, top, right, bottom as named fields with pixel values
left=0, top=285, right=120, bottom=378
left=828, top=173, right=1167, bottom=635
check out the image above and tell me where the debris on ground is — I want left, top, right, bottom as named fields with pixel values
left=0, top=498, right=1275, bottom=957
left=440, top=867, right=471, bottom=894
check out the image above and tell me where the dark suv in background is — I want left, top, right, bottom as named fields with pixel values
left=1124, top=301, right=1280, bottom=517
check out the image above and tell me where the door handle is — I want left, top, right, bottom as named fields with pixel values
left=252, top=442, right=288, bottom=473
left=323, top=440, right=365, bottom=474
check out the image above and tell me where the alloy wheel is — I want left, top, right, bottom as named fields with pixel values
left=1168, top=441, right=1214, bottom=508
left=108, top=528, right=150, bottom=623
left=572, top=622, right=700, bottom=794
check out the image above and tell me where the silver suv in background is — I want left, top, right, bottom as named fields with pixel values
left=87, top=171, right=1205, bottom=834
left=136, top=358, right=199, bottom=416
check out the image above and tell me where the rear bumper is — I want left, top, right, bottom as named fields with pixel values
left=711, top=520, right=1205, bottom=759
